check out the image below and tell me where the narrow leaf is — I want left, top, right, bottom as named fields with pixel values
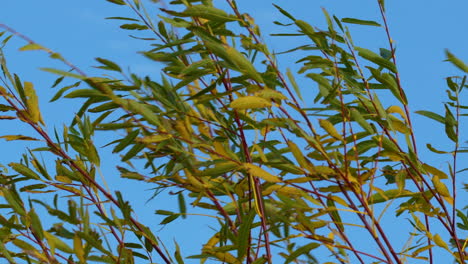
left=356, top=47, right=397, bottom=73
left=342, top=17, right=381, bottom=27
left=415, top=110, right=445, bottom=124
left=230, top=96, right=271, bottom=110
left=445, top=49, right=468, bottom=73
left=243, top=163, right=281, bottom=183
left=19, top=43, right=45, bottom=51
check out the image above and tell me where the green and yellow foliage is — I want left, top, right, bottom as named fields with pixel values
left=0, top=0, right=466, bottom=263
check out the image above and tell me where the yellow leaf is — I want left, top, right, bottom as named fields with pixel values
left=248, top=145, right=266, bottom=165
left=203, top=233, right=220, bottom=251
left=73, top=235, right=85, bottom=263
left=262, top=184, right=299, bottom=196
left=262, top=184, right=282, bottom=195
left=19, top=43, right=45, bottom=51
left=287, top=140, right=314, bottom=172
left=411, top=244, right=435, bottom=257
left=138, top=134, right=172, bottom=143
left=277, top=186, right=302, bottom=196
left=185, top=171, right=205, bottom=191
left=423, top=163, right=449, bottom=179
left=330, top=195, right=348, bottom=207
left=213, top=141, right=229, bottom=157
left=380, top=150, right=404, bottom=161
left=243, top=163, right=281, bottom=183
left=55, top=175, right=73, bottom=184
left=389, top=117, right=409, bottom=134
left=432, top=175, right=451, bottom=197
left=213, top=251, right=240, bottom=264
left=319, top=119, right=343, bottom=140
left=386, top=105, right=407, bottom=122
left=0, top=135, right=39, bottom=141
left=225, top=46, right=263, bottom=83
left=433, top=233, right=450, bottom=250
left=44, top=232, right=73, bottom=254
left=230, top=96, right=272, bottom=110
left=312, top=166, right=336, bottom=177
left=255, top=88, right=287, bottom=100
left=286, top=177, right=312, bottom=183
left=24, top=82, right=43, bottom=124
left=174, top=120, right=191, bottom=140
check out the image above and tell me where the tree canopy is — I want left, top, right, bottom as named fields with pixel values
left=0, top=0, right=467, bottom=263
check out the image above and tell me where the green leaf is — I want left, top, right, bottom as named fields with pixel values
left=356, top=47, right=397, bottom=73
left=122, top=143, right=145, bottom=162
left=200, top=161, right=238, bottom=176
left=445, top=49, right=468, bottom=73
left=252, top=257, right=268, bottom=264
left=372, top=135, right=399, bottom=153
left=306, top=73, right=332, bottom=91
left=415, top=110, right=445, bottom=124
left=326, top=198, right=343, bottom=231
left=225, top=46, right=263, bottom=82
left=65, top=89, right=106, bottom=98
left=284, top=242, right=320, bottom=263
left=28, top=208, right=44, bottom=240
left=120, top=23, right=148, bottom=30
left=160, top=214, right=179, bottom=225
left=286, top=68, right=303, bottom=100
left=12, top=238, right=35, bottom=251
left=0, top=241, right=16, bottom=263
left=342, top=17, right=381, bottom=27
left=122, top=100, right=161, bottom=126
left=423, top=163, right=449, bottom=179
left=182, top=5, right=239, bottom=22
left=9, top=162, right=40, bottom=180
left=426, top=143, right=449, bottom=154
left=113, top=129, right=140, bottom=153
left=105, top=0, right=126, bottom=5
left=174, top=240, right=184, bottom=264
left=0, top=135, right=39, bottom=141
left=1, top=188, right=26, bottom=216
left=350, top=108, right=375, bottom=134
left=295, top=20, right=321, bottom=46
left=368, top=189, right=413, bottom=204
left=380, top=48, right=392, bottom=60
left=40, top=68, right=85, bottom=79
left=273, top=4, right=296, bottom=21
left=444, top=105, right=458, bottom=142
left=50, top=81, right=81, bottom=102
left=95, top=57, right=122, bottom=72
left=105, top=16, right=139, bottom=22
left=237, top=210, right=256, bottom=259
left=178, top=193, right=187, bottom=219
left=368, top=69, right=406, bottom=104
left=0, top=104, right=15, bottom=112
left=19, top=184, right=48, bottom=192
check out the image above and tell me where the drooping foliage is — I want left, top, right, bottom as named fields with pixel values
left=0, top=0, right=467, bottom=263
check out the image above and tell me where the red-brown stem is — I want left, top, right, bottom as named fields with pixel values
left=0, top=78, right=172, bottom=264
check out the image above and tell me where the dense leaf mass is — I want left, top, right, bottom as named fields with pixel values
left=0, top=0, right=466, bottom=264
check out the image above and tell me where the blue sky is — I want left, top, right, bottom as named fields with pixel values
left=1, top=0, right=468, bottom=263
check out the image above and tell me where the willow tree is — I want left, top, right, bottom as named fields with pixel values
left=0, top=0, right=466, bottom=263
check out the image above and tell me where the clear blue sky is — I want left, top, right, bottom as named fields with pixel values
left=1, top=0, right=468, bottom=263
